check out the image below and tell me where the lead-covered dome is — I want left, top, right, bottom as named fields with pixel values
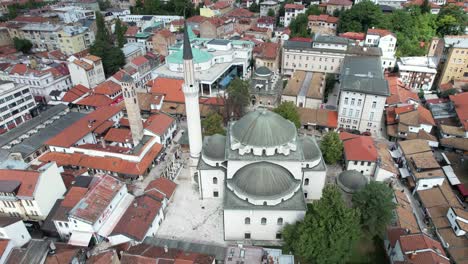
left=337, top=170, right=368, bottom=193
left=230, top=110, right=297, bottom=156
left=202, top=134, right=226, bottom=161
left=227, top=162, right=300, bottom=205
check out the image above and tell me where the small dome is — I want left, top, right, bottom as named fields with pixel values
left=202, top=134, right=226, bottom=161
left=231, top=110, right=296, bottom=148
left=255, top=66, right=272, bottom=77
left=301, top=136, right=321, bottom=161
left=337, top=170, right=368, bottom=193
left=230, top=162, right=298, bottom=199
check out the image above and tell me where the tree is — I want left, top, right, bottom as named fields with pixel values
left=273, top=101, right=301, bottom=128
left=436, top=4, right=467, bottom=36
left=289, top=13, right=310, bottom=37
left=249, top=2, right=259, bottom=13
left=420, top=0, right=431, bottom=14
left=306, top=5, right=321, bottom=16
left=267, top=8, right=275, bottom=17
left=324, top=73, right=335, bottom=103
left=352, top=182, right=396, bottom=237
left=13, top=37, right=32, bottom=53
left=283, top=185, right=361, bottom=264
left=320, top=131, right=343, bottom=164
left=225, top=78, right=250, bottom=120
left=98, top=0, right=111, bottom=11
left=114, top=19, right=127, bottom=48
left=202, top=112, right=225, bottom=136
left=337, top=1, right=387, bottom=33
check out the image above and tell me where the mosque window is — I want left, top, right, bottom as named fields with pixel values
left=261, top=218, right=267, bottom=225
left=245, top=217, right=250, bottom=224
left=277, top=218, right=283, bottom=225
left=213, top=177, right=218, bottom=184
left=304, top=178, right=309, bottom=185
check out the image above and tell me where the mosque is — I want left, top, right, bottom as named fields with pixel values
left=180, top=25, right=327, bottom=241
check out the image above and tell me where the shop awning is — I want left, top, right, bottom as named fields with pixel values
left=68, top=231, right=93, bottom=247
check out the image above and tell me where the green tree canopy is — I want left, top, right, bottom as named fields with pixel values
left=98, top=0, right=111, bottom=11
left=131, top=0, right=197, bottom=16
left=202, top=112, right=225, bottom=136
left=283, top=185, right=361, bottom=264
left=436, top=4, right=467, bottom=36
left=352, top=181, right=396, bottom=237
left=249, top=2, right=260, bottom=13
left=337, top=1, right=387, bottom=33
left=225, top=78, right=250, bottom=120
left=320, top=131, right=343, bottom=164
left=273, top=101, right=301, bottom=128
left=267, top=8, right=275, bottom=17
left=289, top=13, right=310, bottom=38
left=306, top=5, right=322, bottom=16
left=13, top=37, right=32, bottom=53
left=114, top=19, right=127, bottom=48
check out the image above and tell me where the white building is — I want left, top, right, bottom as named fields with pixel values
left=0, top=162, right=66, bottom=221
left=0, top=81, right=35, bottom=132
left=0, top=217, right=31, bottom=263
left=337, top=56, right=389, bottom=136
left=283, top=4, right=305, bottom=27
left=447, top=207, right=468, bottom=237
left=260, top=1, right=279, bottom=17
left=67, top=55, right=106, bottom=88
left=397, top=56, right=437, bottom=91
left=365, top=28, right=397, bottom=69
left=340, top=133, right=378, bottom=177
left=52, top=6, right=95, bottom=23
left=121, top=15, right=183, bottom=29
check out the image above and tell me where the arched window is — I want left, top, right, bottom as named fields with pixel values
left=277, top=218, right=283, bottom=225
left=261, top=217, right=267, bottom=225
left=213, top=177, right=218, bottom=184
left=304, top=178, right=309, bottom=185
left=263, top=201, right=267, bottom=206
left=244, top=217, right=251, bottom=224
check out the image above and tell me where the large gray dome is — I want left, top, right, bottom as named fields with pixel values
left=255, top=66, right=272, bottom=77
left=229, top=162, right=299, bottom=199
left=337, top=170, right=368, bottom=193
left=202, top=134, right=226, bottom=161
left=231, top=110, right=296, bottom=148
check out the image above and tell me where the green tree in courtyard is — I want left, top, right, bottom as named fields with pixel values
left=436, top=4, right=467, bottom=36
left=225, top=78, right=250, bottom=120
left=114, top=18, right=127, bottom=48
left=283, top=185, right=361, bottom=264
left=320, top=131, right=343, bottom=164
left=13, top=37, right=32, bottom=53
left=289, top=13, right=310, bottom=37
left=267, top=8, right=275, bottom=17
left=273, top=101, right=301, bottom=129
left=202, top=112, right=225, bottom=136
left=352, top=181, right=396, bottom=237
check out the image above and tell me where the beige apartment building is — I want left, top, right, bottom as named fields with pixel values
left=437, top=36, right=468, bottom=86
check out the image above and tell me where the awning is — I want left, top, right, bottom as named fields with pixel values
left=399, top=168, right=410, bottom=178
left=68, top=231, right=93, bottom=247
left=442, top=166, right=460, bottom=185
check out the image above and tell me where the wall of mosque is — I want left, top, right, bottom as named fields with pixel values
left=198, top=169, right=225, bottom=199
left=302, top=169, right=327, bottom=200
left=226, top=160, right=303, bottom=181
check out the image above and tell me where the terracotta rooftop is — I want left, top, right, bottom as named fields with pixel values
left=386, top=74, right=419, bottom=105
left=145, top=177, right=177, bottom=199
left=125, top=26, right=139, bottom=37
left=150, top=77, right=185, bottom=103
left=399, top=105, right=435, bottom=127
left=367, top=28, right=395, bottom=37
left=84, top=55, right=101, bottom=62
left=417, top=182, right=463, bottom=209
left=73, top=59, right=93, bottom=71
left=449, top=92, right=468, bottom=131
left=69, top=174, right=124, bottom=224
left=398, top=233, right=449, bottom=264
left=104, top=128, right=132, bottom=143
left=131, top=56, right=149, bottom=67
left=186, top=15, right=208, bottom=23
left=339, top=32, right=366, bottom=41
left=298, top=108, right=338, bottom=128
left=440, top=137, right=468, bottom=151
left=94, top=80, right=122, bottom=96
left=343, top=135, right=378, bottom=162
left=393, top=190, right=420, bottom=233
left=408, top=152, right=440, bottom=170
left=111, top=195, right=162, bottom=241
left=399, top=139, right=432, bottom=156
left=0, top=170, right=40, bottom=197
left=308, top=14, right=339, bottom=23
left=144, top=113, right=174, bottom=136
left=76, top=94, right=113, bottom=108
left=123, top=244, right=216, bottom=264
left=327, top=0, right=352, bottom=5
left=46, top=105, right=123, bottom=148
left=61, top=187, right=88, bottom=208
left=253, top=42, right=279, bottom=60
left=0, top=239, right=9, bottom=260
left=285, top=3, right=304, bottom=9
left=226, top=8, right=255, bottom=18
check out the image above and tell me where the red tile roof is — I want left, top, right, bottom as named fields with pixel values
left=145, top=177, right=177, bottom=199
left=285, top=3, right=305, bottom=9
left=150, top=77, right=185, bottom=103
left=367, top=28, right=395, bottom=37
left=253, top=42, right=279, bottom=60
left=386, top=74, right=419, bottom=105
left=339, top=131, right=359, bottom=141
left=76, top=94, right=113, bottom=108
left=0, top=170, right=40, bottom=197
left=104, top=128, right=132, bottom=143
left=125, top=26, right=139, bottom=37
left=257, top=16, right=275, bottom=24
left=131, top=56, right=149, bottom=67
left=8, top=63, right=28, bottom=75
left=289, top=37, right=313, bottom=42
left=226, top=8, right=255, bottom=18
left=111, top=195, right=162, bottom=241
left=386, top=228, right=408, bottom=247
left=39, top=143, right=163, bottom=176
left=398, top=233, right=449, bottom=264
left=144, top=113, right=174, bottom=136
left=186, top=16, right=208, bottom=24
left=327, top=111, right=338, bottom=128
left=94, top=120, right=114, bottom=135
left=12, top=16, right=48, bottom=23
left=308, top=14, right=339, bottom=23
left=94, top=80, right=122, bottom=96
left=212, top=1, right=231, bottom=9
left=46, top=105, right=122, bottom=148
left=0, top=239, right=9, bottom=259
left=343, top=136, right=378, bottom=162
left=340, top=32, right=366, bottom=41
left=73, top=59, right=93, bottom=70
left=327, top=0, right=353, bottom=5
left=450, top=92, right=468, bottom=131
left=62, top=187, right=88, bottom=208
left=155, top=29, right=173, bottom=38
left=123, top=244, right=215, bottom=264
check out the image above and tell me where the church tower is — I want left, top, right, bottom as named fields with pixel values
left=182, top=23, right=202, bottom=159
left=121, top=73, right=144, bottom=146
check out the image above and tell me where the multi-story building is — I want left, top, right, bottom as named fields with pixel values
left=152, top=29, right=176, bottom=57
left=199, top=17, right=235, bottom=39
left=19, top=23, right=62, bottom=52
left=253, top=42, right=280, bottom=72
left=364, top=28, right=397, bottom=69
left=340, top=133, right=378, bottom=177
left=283, top=4, right=305, bottom=27
left=397, top=56, right=438, bottom=91
left=324, top=0, right=352, bottom=15
left=437, top=36, right=468, bottom=86
left=51, top=6, right=95, bottom=23
left=337, top=56, right=390, bottom=136
left=307, top=15, right=339, bottom=35
left=260, top=1, right=279, bottom=17
left=282, top=36, right=382, bottom=76
left=0, top=81, right=35, bottom=132
left=67, top=55, right=106, bottom=88
left=0, top=217, right=31, bottom=263
left=57, top=25, right=95, bottom=56
left=7, top=63, right=73, bottom=102
left=0, top=162, right=66, bottom=221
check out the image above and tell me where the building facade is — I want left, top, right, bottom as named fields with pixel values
left=364, top=29, right=397, bottom=69
left=397, top=57, right=437, bottom=91
left=0, top=81, right=35, bottom=132
left=67, top=55, right=106, bottom=88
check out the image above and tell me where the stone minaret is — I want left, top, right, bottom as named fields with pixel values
left=121, top=73, right=144, bottom=146
left=182, top=23, right=202, bottom=159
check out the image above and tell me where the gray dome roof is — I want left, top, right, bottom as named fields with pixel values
left=301, top=136, right=321, bottom=161
left=230, top=162, right=299, bottom=199
left=337, top=170, right=368, bottom=193
left=255, top=66, right=272, bottom=76
left=202, top=134, right=226, bottom=160
left=231, top=110, right=296, bottom=148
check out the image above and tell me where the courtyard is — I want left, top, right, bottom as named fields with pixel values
left=156, top=159, right=226, bottom=246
